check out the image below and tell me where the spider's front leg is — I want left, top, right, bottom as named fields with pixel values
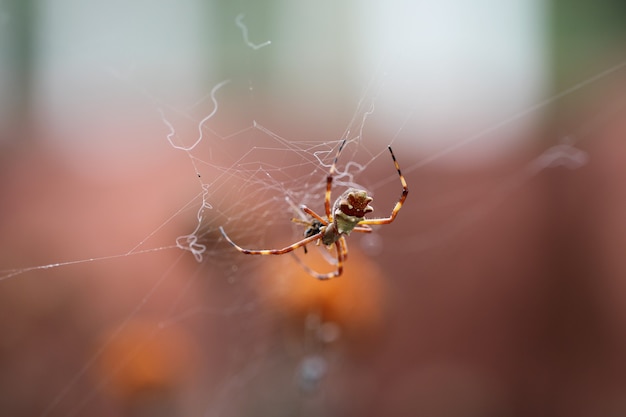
left=219, top=226, right=322, bottom=255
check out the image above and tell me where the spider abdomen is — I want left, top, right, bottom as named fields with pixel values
left=336, top=189, right=374, bottom=218
left=333, top=188, right=373, bottom=235
left=319, top=188, right=374, bottom=246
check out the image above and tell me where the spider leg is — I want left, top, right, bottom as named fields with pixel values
left=325, top=139, right=348, bottom=222
left=293, top=206, right=329, bottom=255
left=357, top=145, right=408, bottom=226
left=219, top=226, right=322, bottom=255
left=338, top=235, right=349, bottom=261
left=352, top=225, right=373, bottom=233
left=299, top=205, right=328, bottom=225
left=291, top=217, right=316, bottom=255
left=292, top=240, right=344, bottom=280
left=291, top=218, right=313, bottom=227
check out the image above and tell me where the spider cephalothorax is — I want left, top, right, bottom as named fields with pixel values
left=220, top=140, right=408, bottom=279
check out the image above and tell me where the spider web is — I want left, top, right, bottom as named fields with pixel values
left=1, top=1, right=626, bottom=416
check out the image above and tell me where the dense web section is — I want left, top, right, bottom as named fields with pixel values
left=2, top=4, right=626, bottom=417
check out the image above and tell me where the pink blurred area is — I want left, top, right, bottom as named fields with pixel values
left=2, top=1, right=626, bottom=415
left=0, top=109, right=209, bottom=416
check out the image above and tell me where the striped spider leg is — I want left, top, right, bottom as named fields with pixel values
left=219, top=140, right=408, bottom=279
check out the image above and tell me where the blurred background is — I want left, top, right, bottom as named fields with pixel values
left=1, top=0, right=626, bottom=416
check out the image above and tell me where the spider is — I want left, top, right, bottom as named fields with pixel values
left=219, top=140, right=408, bottom=279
